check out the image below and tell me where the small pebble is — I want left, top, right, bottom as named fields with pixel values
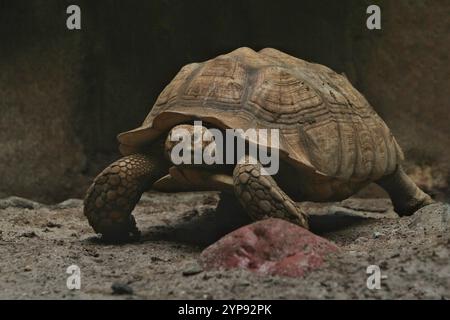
left=46, top=222, right=62, bottom=228
left=151, top=256, right=164, bottom=262
left=373, top=232, right=384, bottom=239
left=20, top=231, right=38, bottom=238
left=182, top=262, right=203, bottom=276
left=111, top=282, right=133, bottom=295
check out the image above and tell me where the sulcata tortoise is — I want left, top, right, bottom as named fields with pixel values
left=84, top=47, right=433, bottom=241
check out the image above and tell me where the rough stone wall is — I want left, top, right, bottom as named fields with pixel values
left=0, top=0, right=89, bottom=202
left=345, top=0, right=450, bottom=195
left=0, top=0, right=448, bottom=202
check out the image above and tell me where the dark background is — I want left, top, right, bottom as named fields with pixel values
left=0, top=0, right=449, bottom=202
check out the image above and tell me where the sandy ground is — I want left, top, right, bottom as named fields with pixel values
left=0, top=191, right=449, bottom=300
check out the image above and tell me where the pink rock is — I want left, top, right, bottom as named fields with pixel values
left=200, top=218, right=339, bottom=277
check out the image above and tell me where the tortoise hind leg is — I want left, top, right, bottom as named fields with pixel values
left=376, top=165, right=434, bottom=216
left=84, top=152, right=168, bottom=242
left=233, top=158, right=309, bottom=229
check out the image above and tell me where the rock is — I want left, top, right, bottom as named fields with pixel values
left=20, top=231, right=38, bottom=238
left=111, top=282, right=133, bottom=295
left=84, top=248, right=100, bottom=258
left=182, top=262, right=203, bottom=276
left=150, top=256, right=165, bottom=262
left=0, top=196, right=42, bottom=210
left=200, top=218, right=339, bottom=278
left=301, top=199, right=397, bottom=234
left=54, top=199, right=83, bottom=209
left=410, top=203, right=450, bottom=233
left=46, top=221, right=62, bottom=228
left=300, top=199, right=397, bottom=220
left=373, top=232, right=384, bottom=239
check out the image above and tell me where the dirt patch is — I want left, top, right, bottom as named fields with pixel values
left=0, top=192, right=449, bottom=299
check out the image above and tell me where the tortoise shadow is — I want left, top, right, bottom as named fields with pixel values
left=140, top=193, right=252, bottom=247
left=138, top=194, right=371, bottom=247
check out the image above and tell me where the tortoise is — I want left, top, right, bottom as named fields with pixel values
left=84, top=47, right=434, bottom=241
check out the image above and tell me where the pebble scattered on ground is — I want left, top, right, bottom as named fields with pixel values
left=0, top=191, right=449, bottom=299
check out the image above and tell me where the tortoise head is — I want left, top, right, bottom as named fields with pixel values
left=164, top=122, right=221, bottom=167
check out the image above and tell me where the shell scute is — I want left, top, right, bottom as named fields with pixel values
left=119, top=48, right=403, bottom=183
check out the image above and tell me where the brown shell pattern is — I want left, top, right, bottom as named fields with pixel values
left=119, top=47, right=403, bottom=182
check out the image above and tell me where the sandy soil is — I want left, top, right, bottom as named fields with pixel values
left=0, top=191, right=449, bottom=300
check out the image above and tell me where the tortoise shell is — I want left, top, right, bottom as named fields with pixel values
left=118, top=47, right=403, bottom=183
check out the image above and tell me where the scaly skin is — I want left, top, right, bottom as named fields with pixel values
left=376, top=165, right=434, bottom=216
left=84, top=153, right=168, bottom=242
left=233, top=158, right=309, bottom=229
left=85, top=121, right=433, bottom=243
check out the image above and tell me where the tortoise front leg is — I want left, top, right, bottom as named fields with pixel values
left=233, top=158, right=309, bottom=229
left=376, top=165, right=434, bottom=216
left=84, top=152, right=168, bottom=241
